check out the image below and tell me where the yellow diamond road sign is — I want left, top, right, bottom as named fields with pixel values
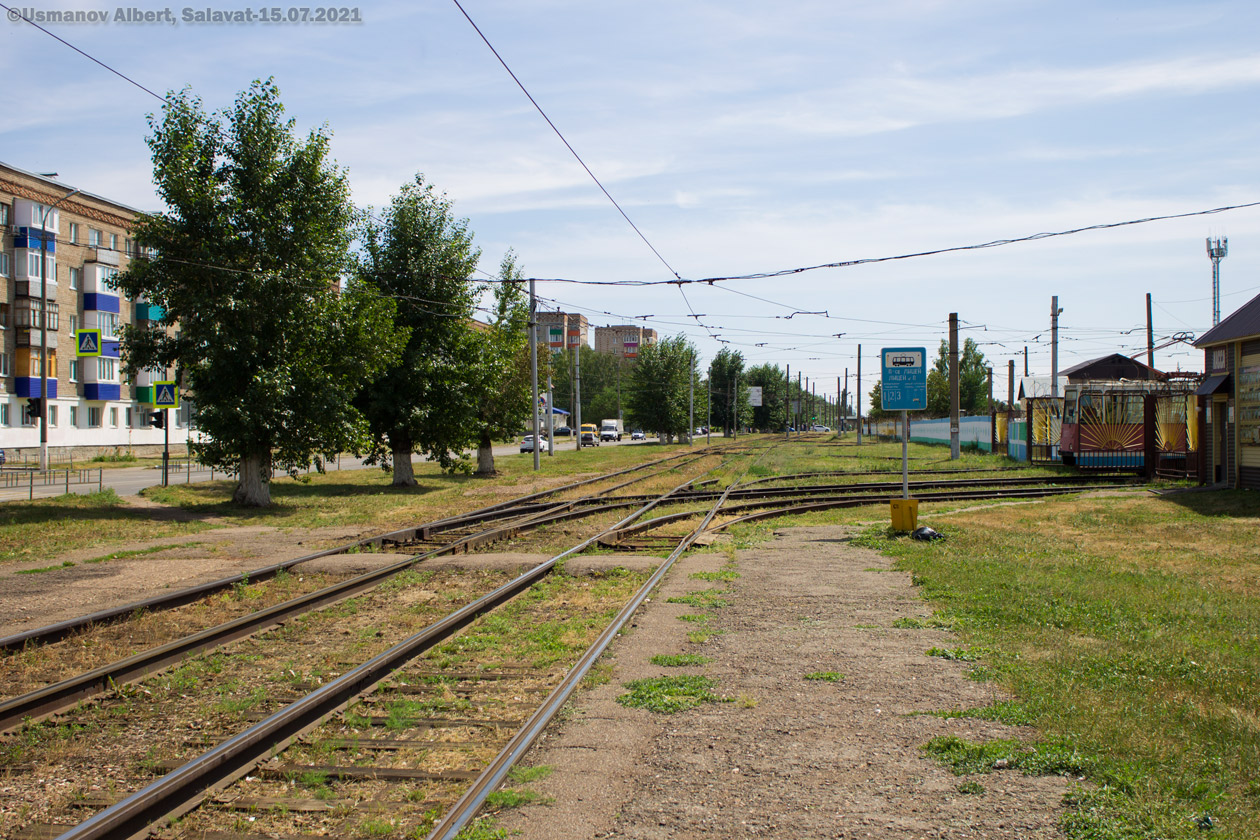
left=154, top=381, right=179, bottom=409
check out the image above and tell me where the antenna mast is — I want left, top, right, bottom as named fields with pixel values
left=1206, top=237, right=1228, bottom=325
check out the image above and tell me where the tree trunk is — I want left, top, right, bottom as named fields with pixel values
left=388, top=430, right=418, bottom=483
left=475, top=429, right=496, bottom=476
left=233, top=449, right=271, bottom=507
left=392, top=445, right=416, bottom=486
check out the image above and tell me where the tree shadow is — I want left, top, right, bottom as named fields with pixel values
left=1153, top=488, right=1258, bottom=519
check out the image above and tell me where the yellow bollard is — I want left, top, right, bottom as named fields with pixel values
left=889, top=498, right=919, bottom=531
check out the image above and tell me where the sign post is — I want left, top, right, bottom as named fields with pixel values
left=154, top=382, right=179, bottom=487
left=881, top=347, right=927, bottom=528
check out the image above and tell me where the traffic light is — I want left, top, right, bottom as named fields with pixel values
left=24, top=398, right=42, bottom=424
left=148, top=411, right=164, bottom=429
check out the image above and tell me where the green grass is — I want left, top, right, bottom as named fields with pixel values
left=804, top=671, right=843, bottom=682
left=666, top=588, right=729, bottom=609
left=0, top=489, right=213, bottom=564
left=617, top=675, right=724, bottom=714
left=858, top=490, right=1260, bottom=840
left=650, top=653, right=712, bottom=667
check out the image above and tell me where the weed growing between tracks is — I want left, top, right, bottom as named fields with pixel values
left=856, top=490, right=1260, bottom=840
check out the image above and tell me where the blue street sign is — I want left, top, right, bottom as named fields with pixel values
left=76, top=329, right=102, bottom=357
left=881, top=347, right=927, bottom=411
left=154, top=381, right=179, bottom=409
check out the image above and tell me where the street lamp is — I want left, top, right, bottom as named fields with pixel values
left=39, top=187, right=81, bottom=472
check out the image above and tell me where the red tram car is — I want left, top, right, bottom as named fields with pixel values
left=1057, top=379, right=1199, bottom=473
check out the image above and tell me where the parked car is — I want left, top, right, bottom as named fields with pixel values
left=553, top=425, right=572, bottom=437
left=811, top=424, right=831, bottom=432
left=520, top=435, right=543, bottom=453
left=631, top=429, right=645, bottom=440
left=580, top=430, right=599, bottom=447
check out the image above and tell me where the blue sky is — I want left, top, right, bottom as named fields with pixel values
left=4, top=0, right=1259, bottom=406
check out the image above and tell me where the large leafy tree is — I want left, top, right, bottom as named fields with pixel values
left=926, top=338, right=990, bottom=417
left=744, top=363, right=787, bottom=431
left=463, top=252, right=550, bottom=475
left=355, top=175, right=481, bottom=483
left=117, top=80, right=404, bottom=506
left=551, top=345, right=626, bottom=428
left=707, top=348, right=747, bottom=435
left=625, top=334, right=698, bottom=442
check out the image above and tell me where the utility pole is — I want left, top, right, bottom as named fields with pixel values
left=1051, top=296, right=1062, bottom=399
left=1008, top=358, right=1016, bottom=454
left=1207, top=237, right=1228, bottom=326
left=38, top=186, right=81, bottom=472
left=574, top=341, right=582, bottom=451
left=733, top=370, right=739, bottom=440
left=1146, top=292, right=1155, bottom=369
left=796, top=371, right=802, bottom=436
left=949, top=312, right=960, bottom=460
left=843, top=368, right=849, bottom=432
left=707, top=373, right=712, bottom=445
left=1024, top=346, right=1029, bottom=377
left=530, top=278, right=540, bottom=470
left=547, top=375, right=554, bottom=456
left=688, top=350, right=695, bottom=446
left=856, top=345, right=862, bottom=445
left=785, top=364, right=790, bottom=439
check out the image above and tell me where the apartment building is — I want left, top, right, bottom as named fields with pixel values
left=593, top=324, right=657, bottom=359
left=536, top=311, right=589, bottom=352
left=0, top=162, right=190, bottom=454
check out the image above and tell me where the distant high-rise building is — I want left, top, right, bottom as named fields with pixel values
left=594, top=324, right=657, bottom=359
left=536, top=311, right=588, bottom=352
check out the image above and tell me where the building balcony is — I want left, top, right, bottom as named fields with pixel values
left=15, top=327, right=58, bottom=349
left=135, top=301, right=166, bottom=321
left=83, top=382, right=121, bottom=401
left=15, top=377, right=58, bottom=399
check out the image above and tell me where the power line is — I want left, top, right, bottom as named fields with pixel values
left=449, top=0, right=682, bottom=282
left=1, top=4, right=170, bottom=104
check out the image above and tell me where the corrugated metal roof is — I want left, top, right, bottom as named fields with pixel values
left=1195, top=291, right=1260, bottom=347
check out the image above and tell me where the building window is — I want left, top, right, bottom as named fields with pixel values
left=0, top=203, right=9, bottom=226
left=0, top=302, right=8, bottom=329
left=68, top=222, right=79, bottom=243
left=48, top=405, right=57, bottom=427
left=69, top=267, right=81, bottom=290
left=88, top=228, right=101, bottom=247
left=100, top=266, right=119, bottom=290
left=0, top=403, right=8, bottom=426
left=126, top=407, right=133, bottom=427
left=98, top=357, right=117, bottom=381
left=110, top=407, right=118, bottom=427
left=88, top=406, right=102, bottom=427
left=100, top=312, right=119, bottom=338
left=109, top=233, right=119, bottom=251
left=0, top=252, right=9, bottom=277
left=69, top=359, right=79, bottom=382
left=69, top=405, right=78, bottom=427
left=69, top=315, right=78, bottom=333
left=0, top=352, right=10, bottom=377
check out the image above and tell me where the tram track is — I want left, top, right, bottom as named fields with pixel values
left=11, top=446, right=768, bottom=840
left=0, top=449, right=734, bottom=731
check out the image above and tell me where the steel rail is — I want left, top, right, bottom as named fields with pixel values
left=0, top=447, right=714, bottom=653
left=703, top=484, right=1137, bottom=533
left=425, top=444, right=772, bottom=840
left=0, top=490, right=695, bottom=732
left=51, top=460, right=733, bottom=840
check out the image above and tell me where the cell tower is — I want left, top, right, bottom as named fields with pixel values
left=1206, top=237, right=1228, bottom=325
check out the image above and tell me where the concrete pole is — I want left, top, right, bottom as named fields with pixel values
left=856, top=345, right=862, bottom=445
left=530, top=278, right=540, bottom=470
left=1146, top=292, right=1154, bottom=369
left=547, top=375, right=554, bottom=456
left=574, top=341, right=582, bottom=451
left=38, top=187, right=80, bottom=472
left=688, top=350, right=694, bottom=446
left=1051, top=296, right=1061, bottom=399
left=785, top=364, right=790, bottom=440
left=949, top=313, right=960, bottom=460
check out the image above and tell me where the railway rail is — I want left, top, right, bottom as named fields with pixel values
left=12, top=446, right=766, bottom=840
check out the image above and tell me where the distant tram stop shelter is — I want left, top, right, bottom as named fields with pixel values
left=1194, top=291, right=1260, bottom=489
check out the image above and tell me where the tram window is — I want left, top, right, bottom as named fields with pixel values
left=1064, top=398, right=1078, bottom=425
left=1079, top=392, right=1100, bottom=423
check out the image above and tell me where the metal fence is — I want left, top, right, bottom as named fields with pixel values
left=0, top=467, right=104, bottom=499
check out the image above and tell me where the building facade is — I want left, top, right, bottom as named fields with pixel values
left=1194, top=291, right=1260, bottom=489
left=593, top=324, right=657, bottom=359
left=536, top=311, right=589, bottom=352
left=1, top=162, right=190, bottom=455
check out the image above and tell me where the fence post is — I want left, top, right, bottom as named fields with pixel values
left=29, top=470, right=34, bottom=500
left=65, top=469, right=69, bottom=494
left=99, top=469, right=103, bottom=493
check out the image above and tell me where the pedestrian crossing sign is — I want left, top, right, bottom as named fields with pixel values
left=76, top=329, right=102, bottom=357
left=154, top=381, right=179, bottom=409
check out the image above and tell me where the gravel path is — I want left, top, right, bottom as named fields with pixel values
left=496, top=526, right=1068, bottom=839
